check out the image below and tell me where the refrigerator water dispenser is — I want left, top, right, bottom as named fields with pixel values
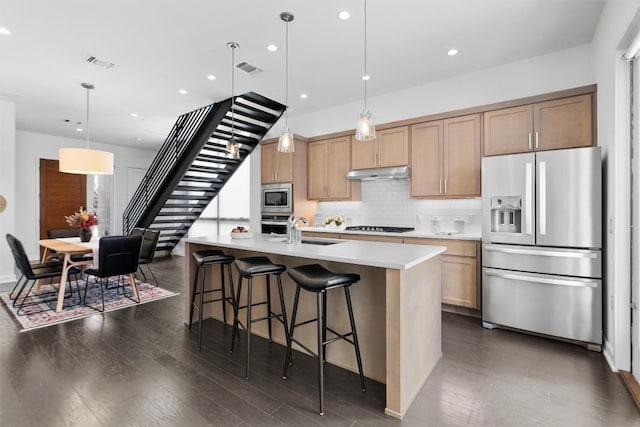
left=490, top=196, right=521, bottom=233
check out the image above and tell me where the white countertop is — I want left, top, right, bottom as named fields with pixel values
left=185, top=234, right=446, bottom=270
left=300, top=226, right=481, bottom=241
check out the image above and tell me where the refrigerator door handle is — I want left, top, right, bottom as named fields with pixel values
left=525, top=162, right=533, bottom=235
left=484, top=269, right=598, bottom=288
left=484, top=244, right=599, bottom=259
left=539, top=161, right=546, bottom=235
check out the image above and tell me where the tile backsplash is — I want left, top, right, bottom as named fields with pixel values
left=315, top=180, right=481, bottom=234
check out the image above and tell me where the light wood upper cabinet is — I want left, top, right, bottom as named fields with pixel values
left=483, top=94, right=593, bottom=156
left=308, top=136, right=357, bottom=200
left=534, top=95, right=593, bottom=151
left=351, top=126, right=409, bottom=169
left=261, top=141, right=294, bottom=183
left=411, top=114, right=481, bottom=198
left=483, top=105, right=533, bottom=156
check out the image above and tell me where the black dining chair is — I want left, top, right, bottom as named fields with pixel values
left=138, top=229, right=160, bottom=286
left=5, top=233, right=79, bottom=314
left=83, top=235, right=143, bottom=312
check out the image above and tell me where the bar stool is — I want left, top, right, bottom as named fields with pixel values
left=283, top=264, right=366, bottom=416
left=231, top=256, right=289, bottom=380
left=189, top=249, right=235, bottom=350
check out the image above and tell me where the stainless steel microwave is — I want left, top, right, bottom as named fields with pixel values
left=261, top=183, right=293, bottom=214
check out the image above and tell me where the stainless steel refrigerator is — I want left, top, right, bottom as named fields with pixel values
left=481, top=146, right=602, bottom=348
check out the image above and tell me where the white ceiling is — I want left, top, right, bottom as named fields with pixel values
left=0, top=0, right=605, bottom=150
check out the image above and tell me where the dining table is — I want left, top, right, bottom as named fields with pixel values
left=37, top=237, right=98, bottom=312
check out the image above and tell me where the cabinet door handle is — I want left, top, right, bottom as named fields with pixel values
left=535, top=131, right=539, bottom=149
left=378, top=151, right=382, bottom=166
left=528, top=133, right=532, bottom=151
left=444, top=179, right=447, bottom=194
left=439, top=179, right=442, bottom=194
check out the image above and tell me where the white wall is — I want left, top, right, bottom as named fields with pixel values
left=0, top=98, right=16, bottom=283
left=276, top=44, right=595, bottom=138
left=14, top=130, right=156, bottom=259
left=592, top=0, right=640, bottom=371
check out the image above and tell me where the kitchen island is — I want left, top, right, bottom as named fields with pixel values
left=184, top=234, right=446, bottom=419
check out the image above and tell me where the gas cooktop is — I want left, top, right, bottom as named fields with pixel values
left=345, top=225, right=415, bottom=233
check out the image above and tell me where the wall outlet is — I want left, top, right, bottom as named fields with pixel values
left=467, top=215, right=475, bottom=224
left=416, top=214, right=424, bottom=224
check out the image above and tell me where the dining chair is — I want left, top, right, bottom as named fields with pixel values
left=138, top=229, right=160, bottom=286
left=5, top=233, right=79, bottom=314
left=83, top=234, right=143, bottom=312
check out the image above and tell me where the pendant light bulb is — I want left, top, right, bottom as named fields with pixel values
left=356, top=109, right=376, bottom=141
left=278, top=127, right=294, bottom=153
left=277, top=11, right=295, bottom=153
left=355, top=0, right=376, bottom=142
left=227, top=42, right=240, bottom=159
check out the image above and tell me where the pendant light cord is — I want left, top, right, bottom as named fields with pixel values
left=285, top=18, right=289, bottom=127
left=85, top=86, right=91, bottom=148
left=363, top=0, right=368, bottom=111
left=231, top=44, right=236, bottom=138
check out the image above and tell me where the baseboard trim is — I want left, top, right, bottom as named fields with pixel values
left=620, top=370, right=640, bottom=412
left=603, top=337, right=617, bottom=372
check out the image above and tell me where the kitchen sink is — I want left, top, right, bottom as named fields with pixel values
left=301, top=239, right=342, bottom=246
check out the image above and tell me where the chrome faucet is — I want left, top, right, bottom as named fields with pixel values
left=287, top=214, right=309, bottom=244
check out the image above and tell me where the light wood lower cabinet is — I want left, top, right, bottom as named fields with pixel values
left=404, top=238, right=480, bottom=310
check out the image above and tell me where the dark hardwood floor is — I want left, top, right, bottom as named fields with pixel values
left=1, top=254, right=639, bottom=426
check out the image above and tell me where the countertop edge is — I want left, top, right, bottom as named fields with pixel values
left=300, top=226, right=481, bottom=241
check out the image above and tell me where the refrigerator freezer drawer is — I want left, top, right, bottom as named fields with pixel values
left=482, top=268, right=602, bottom=344
left=482, top=243, right=601, bottom=278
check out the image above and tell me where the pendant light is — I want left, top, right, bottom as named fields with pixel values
left=227, top=42, right=240, bottom=159
left=59, top=83, right=114, bottom=175
left=277, top=11, right=295, bottom=153
left=355, top=0, right=376, bottom=141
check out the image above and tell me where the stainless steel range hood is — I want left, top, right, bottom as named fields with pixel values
left=346, top=166, right=410, bottom=181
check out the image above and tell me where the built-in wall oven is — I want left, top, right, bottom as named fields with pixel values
left=261, top=183, right=292, bottom=234
left=261, top=214, right=288, bottom=235
left=261, top=183, right=293, bottom=214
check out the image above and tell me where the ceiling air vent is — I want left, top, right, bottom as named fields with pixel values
left=84, top=55, right=115, bottom=69
left=235, top=61, right=261, bottom=75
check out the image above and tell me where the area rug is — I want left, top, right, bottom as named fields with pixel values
left=0, top=277, right=178, bottom=331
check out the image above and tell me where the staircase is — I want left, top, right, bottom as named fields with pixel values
left=123, top=92, right=286, bottom=253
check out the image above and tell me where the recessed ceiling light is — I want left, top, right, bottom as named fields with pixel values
left=267, top=44, right=277, bottom=52
left=207, top=74, right=216, bottom=80
left=338, top=11, right=350, bottom=20
left=362, top=75, right=370, bottom=81
left=130, top=113, right=138, bottom=117
left=0, top=27, right=10, bottom=35
left=448, top=49, right=458, bottom=56
left=300, top=93, right=308, bottom=99
left=134, top=137, right=142, bottom=142
left=75, top=128, right=83, bottom=132
left=179, top=89, right=188, bottom=95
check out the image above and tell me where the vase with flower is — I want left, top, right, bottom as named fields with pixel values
left=65, top=207, right=99, bottom=242
left=325, top=215, right=346, bottom=230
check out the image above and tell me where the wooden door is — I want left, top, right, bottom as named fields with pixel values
left=39, top=159, right=87, bottom=240
left=350, top=138, right=377, bottom=170
left=533, top=94, right=593, bottom=151
left=326, top=136, right=352, bottom=199
left=378, top=126, right=409, bottom=167
left=483, top=105, right=533, bottom=156
left=307, top=140, right=328, bottom=199
left=410, top=121, right=443, bottom=197
left=443, top=114, right=481, bottom=197
left=260, top=143, right=277, bottom=184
